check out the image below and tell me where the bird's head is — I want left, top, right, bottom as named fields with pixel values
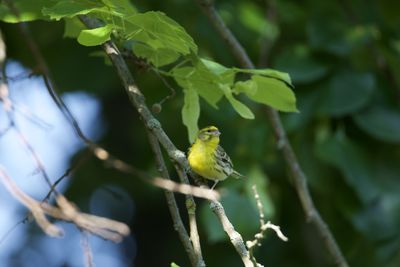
left=197, top=126, right=221, bottom=144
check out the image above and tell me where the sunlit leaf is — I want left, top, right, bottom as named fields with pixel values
left=240, top=75, right=298, bottom=112
left=172, top=65, right=223, bottom=108
left=77, top=24, right=114, bottom=46
left=133, top=43, right=180, bottom=67
left=182, top=87, right=200, bottom=143
left=42, top=1, right=105, bottom=21
left=236, top=68, right=293, bottom=88
left=220, top=85, right=255, bottom=119
left=64, top=17, right=85, bottom=38
left=124, top=11, right=197, bottom=56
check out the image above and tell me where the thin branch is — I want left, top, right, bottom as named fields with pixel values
left=246, top=185, right=288, bottom=266
left=210, top=200, right=253, bottom=267
left=195, top=1, right=349, bottom=267
left=146, top=130, right=203, bottom=267
left=80, top=230, right=94, bottom=267
left=92, top=145, right=219, bottom=201
left=0, top=166, right=130, bottom=242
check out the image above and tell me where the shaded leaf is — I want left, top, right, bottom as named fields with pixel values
left=318, top=71, right=375, bottom=116
left=0, top=0, right=48, bottom=23
left=315, top=132, right=380, bottom=204
left=354, top=106, right=400, bottom=143
left=274, top=45, right=329, bottom=83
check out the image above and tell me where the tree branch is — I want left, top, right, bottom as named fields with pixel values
left=195, top=1, right=349, bottom=267
left=146, top=130, right=204, bottom=267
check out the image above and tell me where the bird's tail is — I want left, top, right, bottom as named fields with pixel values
left=232, top=170, right=245, bottom=179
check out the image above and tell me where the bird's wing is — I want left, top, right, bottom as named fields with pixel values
left=215, top=145, right=234, bottom=176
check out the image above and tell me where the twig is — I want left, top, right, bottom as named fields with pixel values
left=92, top=145, right=219, bottom=201
left=146, top=130, right=203, bottom=267
left=196, top=1, right=349, bottom=267
left=0, top=166, right=130, bottom=242
left=246, top=185, right=288, bottom=266
left=80, top=230, right=94, bottom=267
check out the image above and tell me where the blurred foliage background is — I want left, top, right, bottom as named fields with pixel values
left=1, top=0, right=400, bottom=266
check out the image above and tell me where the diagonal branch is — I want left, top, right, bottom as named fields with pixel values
left=146, top=129, right=204, bottom=267
left=195, top=1, right=349, bottom=267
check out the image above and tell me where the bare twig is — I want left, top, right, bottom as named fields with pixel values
left=0, top=167, right=64, bottom=237
left=80, top=230, right=94, bottom=267
left=0, top=166, right=130, bottom=242
left=92, top=145, right=219, bottom=201
left=195, top=1, right=349, bottom=267
left=246, top=185, right=288, bottom=266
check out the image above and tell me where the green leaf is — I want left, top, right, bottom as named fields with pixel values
left=42, top=1, right=105, bottom=21
left=77, top=24, right=114, bottom=46
left=182, top=88, right=200, bottom=143
left=200, top=58, right=235, bottom=85
left=0, top=0, right=48, bottom=23
left=220, top=85, right=254, bottom=119
left=318, top=71, right=375, bottom=116
left=101, top=0, right=137, bottom=15
left=124, top=11, right=197, bottom=56
left=236, top=68, right=293, bottom=89
left=133, top=43, right=180, bottom=67
left=64, top=17, right=85, bottom=38
left=238, top=75, right=298, bottom=112
left=172, top=65, right=223, bottom=108
left=354, top=106, right=400, bottom=143
left=170, top=263, right=180, bottom=267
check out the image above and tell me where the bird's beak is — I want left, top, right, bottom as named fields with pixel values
left=212, top=130, right=221, bottom=136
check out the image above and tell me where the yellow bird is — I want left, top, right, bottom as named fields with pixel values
left=187, top=126, right=244, bottom=188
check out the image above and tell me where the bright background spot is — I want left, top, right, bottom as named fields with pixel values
left=0, top=61, right=135, bottom=266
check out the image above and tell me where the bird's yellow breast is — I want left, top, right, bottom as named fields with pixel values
left=188, top=140, right=227, bottom=181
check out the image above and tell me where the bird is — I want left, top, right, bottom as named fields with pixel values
left=187, top=126, right=245, bottom=189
